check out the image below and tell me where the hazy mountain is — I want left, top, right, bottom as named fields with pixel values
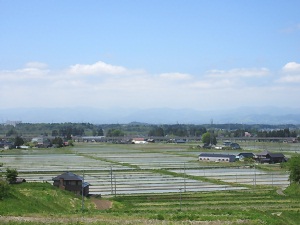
left=1, top=107, right=300, bottom=124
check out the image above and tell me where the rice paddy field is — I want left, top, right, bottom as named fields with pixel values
left=0, top=142, right=293, bottom=196
left=1, top=142, right=300, bottom=224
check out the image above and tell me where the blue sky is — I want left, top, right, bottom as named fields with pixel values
left=1, top=0, right=300, bottom=111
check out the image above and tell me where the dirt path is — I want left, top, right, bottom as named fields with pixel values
left=276, top=188, right=286, bottom=196
left=0, top=216, right=250, bottom=225
left=90, top=197, right=113, bottom=210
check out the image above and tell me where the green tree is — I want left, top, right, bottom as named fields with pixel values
left=106, top=129, right=124, bottom=137
left=244, top=157, right=255, bottom=164
left=148, top=127, right=164, bottom=137
left=14, top=136, right=24, bottom=147
left=287, top=155, right=300, bottom=184
left=0, top=180, right=10, bottom=199
left=97, top=128, right=104, bottom=136
left=201, top=132, right=217, bottom=145
left=6, top=128, right=18, bottom=137
left=6, top=168, right=18, bottom=184
left=52, top=137, right=64, bottom=148
left=68, top=140, right=74, bottom=146
left=52, top=130, right=59, bottom=136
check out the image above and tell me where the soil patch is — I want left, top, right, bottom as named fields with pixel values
left=91, top=197, right=112, bottom=210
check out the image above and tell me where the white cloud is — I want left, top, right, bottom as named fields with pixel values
left=25, top=62, right=48, bottom=69
left=0, top=67, right=49, bottom=82
left=276, top=62, right=300, bottom=83
left=190, top=79, right=235, bottom=89
left=159, top=72, right=192, bottom=80
left=282, top=62, right=300, bottom=72
left=68, top=61, right=142, bottom=75
left=1, top=61, right=300, bottom=110
left=206, top=68, right=269, bottom=78
left=277, top=75, right=300, bottom=83
left=187, top=67, right=270, bottom=90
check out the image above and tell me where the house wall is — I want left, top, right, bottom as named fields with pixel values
left=53, top=179, right=89, bottom=196
left=266, top=156, right=285, bottom=163
left=198, top=156, right=231, bottom=162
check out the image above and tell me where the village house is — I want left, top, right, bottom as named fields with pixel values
left=236, top=152, right=255, bottom=161
left=31, top=136, right=51, bottom=148
left=52, top=172, right=89, bottom=196
left=255, top=150, right=287, bottom=164
left=198, top=153, right=236, bottom=162
left=132, top=138, right=148, bottom=144
left=0, top=140, right=13, bottom=149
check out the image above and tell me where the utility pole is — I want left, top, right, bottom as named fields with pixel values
left=110, top=166, right=113, bottom=195
left=184, top=163, right=186, bottom=192
left=179, top=188, right=182, bottom=211
left=254, top=164, right=256, bottom=187
left=81, top=170, right=85, bottom=212
left=114, top=175, right=117, bottom=197
left=210, top=119, right=213, bottom=146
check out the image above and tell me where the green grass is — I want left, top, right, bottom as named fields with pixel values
left=0, top=182, right=94, bottom=216
left=1, top=182, right=300, bottom=224
left=107, top=189, right=300, bottom=224
left=284, top=183, right=300, bottom=196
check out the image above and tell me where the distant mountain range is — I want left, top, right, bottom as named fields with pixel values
left=1, top=106, right=300, bottom=124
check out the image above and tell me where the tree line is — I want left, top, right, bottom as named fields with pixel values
left=1, top=122, right=299, bottom=139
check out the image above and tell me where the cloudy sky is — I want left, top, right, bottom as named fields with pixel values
left=1, top=0, right=300, bottom=111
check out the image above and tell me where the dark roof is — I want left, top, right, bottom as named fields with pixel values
left=52, top=172, right=83, bottom=181
left=238, top=153, right=255, bottom=157
left=83, top=182, right=89, bottom=188
left=267, top=153, right=285, bottom=158
left=256, top=150, right=271, bottom=156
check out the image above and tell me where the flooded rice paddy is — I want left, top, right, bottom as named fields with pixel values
left=0, top=142, right=291, bottom=195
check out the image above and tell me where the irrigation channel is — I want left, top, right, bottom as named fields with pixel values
left=0, top=143, right=290, bottom=196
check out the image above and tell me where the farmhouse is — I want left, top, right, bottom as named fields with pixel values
left=31, top=136, right=51, bottom=148
left=0, top=140, right=13, bottom=149
left=198, top=153, right=236, bottom=162
left=52, top=172, right=89, bottom=196
left=255, top=150, right=286, bottom=164
left=132, top=138, right=148, bottom=144
left=237, top=152, right=255, bottom=161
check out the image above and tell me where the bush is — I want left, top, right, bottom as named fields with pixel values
left=156, top=214, right=165, bottom=220
left=68, top=140, right=74, bottom=146
left=6, top=168, right=18, bottom=184
left=287, top=155, right=300, bottom=184
left=284, top=183, right=300, bottom=196
left=0, top=180, right=10, bottom=199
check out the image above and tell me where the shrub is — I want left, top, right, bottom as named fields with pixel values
left=0, top=180, right=10, bottom=199
left=284, top=183, right=300, bottom=196
left=287, top=155, right=300, bottom=184
left=6, top=168, right=18, bottom=184
left=156, top=214, right=165, bottom=220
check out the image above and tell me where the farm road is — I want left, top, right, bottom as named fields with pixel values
left=0, top=216, right=252, bottom=224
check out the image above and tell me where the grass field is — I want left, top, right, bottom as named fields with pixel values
left=0, top=182, right=300, bottom=224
